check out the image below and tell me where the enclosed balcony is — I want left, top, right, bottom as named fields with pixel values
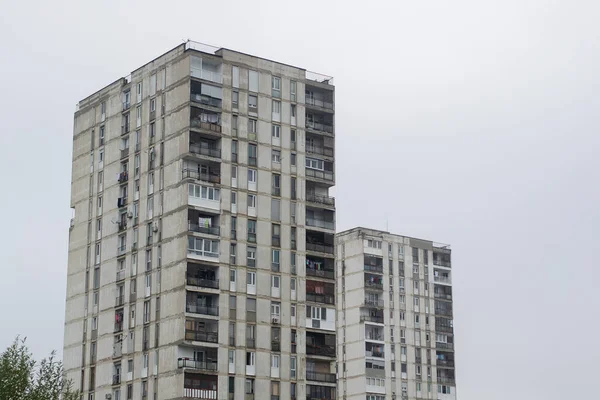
left=365, top=360, right=385, bottom=378
left=306, top=384, right=336, bottom=400
left=306, top=360, right=336, bottom=384
left=437, top=369, right=456, bottom=385
left=185, top=319, right=219, bottom=344
left=306, top=256, right=334, bottom=280
left=190, top=55, right=222, bottom=84
left=306, top=231, right=334, bottom=255
left=434, top=284, right=452, bottom=300
left=305, top=87, right=334, bottom=111
left=305, top=134, right=334, bottom=159
left=306, top=332, right=336, bottom=358
left=186, top=292, right=219, bottom=317
left=187, top=183, right=220, bottom=212
left=306, top=208, right=335, bottom=231
left=306, top=112, right=334, bottom=135
left=187, top=236, right=219, bottom=262
left=183, top=160, right=221, bottom=185
left=189, top=132, right=221, bottom=160
left=360, top=308, right=384, bottom=324
left=306, top=280, right=335, bottom=305
left=364, top=272, right=383, bottom=291
left=191, top=80, right=222, bottom=109
left=184, top=372, right=217, bottom=400
left=190, top=106, right=221, bottom=135
left=365, top=342, right=384, bottom=359
left=364, top=255, right=383, bottom=274
left=187, top=263, right=219, bottom=290
left=435, top=317, right=454, bottom=334
left=305, top=157, right=334, bottom=184
left=188, top=210, right=220, bottom=237
left=365, top=325, right=384, bottom=342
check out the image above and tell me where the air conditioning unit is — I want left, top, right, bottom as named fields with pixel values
left=105, top=395, right=112, bottom=400
left=272, top=317, right=280, bottom=324
left=127, top=212, right=133, bottom=218
left=153, top=222, right=159, bottom=232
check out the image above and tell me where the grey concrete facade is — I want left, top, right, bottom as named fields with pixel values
left=65, top=42, right=336, bottom=400
left=335, top=228, right=456, bottom=400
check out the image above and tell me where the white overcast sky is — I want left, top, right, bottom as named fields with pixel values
left=1, top=1, right=599, bottom=399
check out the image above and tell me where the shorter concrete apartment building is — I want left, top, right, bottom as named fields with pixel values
left=336, top=227, right=456, bottom=400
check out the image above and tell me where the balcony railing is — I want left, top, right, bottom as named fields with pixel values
left=271, top=263, right=280, bottom=272
left=436, top=342, right=454, bottom=351
left=186, top=304, right=219, bottom=316
left=433, top=258, right=451, bottom=268
left=177, top=358, right=218, bottom=372
left=248, top=156, right=257, bottom=166
left=306, top=194, right=335, bottom=206
left=437, top=376, right=456, bottom=385
left=306, top=293, right=335, bottom=305
left=122, top=102, right=130, bottom=111
left=364, top=281, right=383, bottom=290
left=434, top=276, right=452, bottom=284
left=435, top=308, right=453, bottom=317
left=188, top=248, right=219, bottom=259
left=121, top=125, right=130, bottom=135
left=272, top=187, right=281, bottom=196
left=364, top=265, right=383, bottom=273
left=191, top=93, right=222, bottom=108
left=182, top=169, right=221, bottom=184
left=117, top=245, right=126, bottom=256
left=436, top=359, right=455, bottom=368
left=185, top=329, right=218, bottom=343
left=306, top=218, right=334, bottom=230
left=116, top=269, right=126, bottom=281
left=306, top=120, right=334, bottom=134
left=363, top=298, right=384, bottom=308
left=306, top=169, right=334, bottom=182
left=115, top=295, right=125, bottom=307
left=436, top=325, right=454, bottom=333
left=112, top=375, right=121, bottom=385
left=306, top=371, right=336, bottom=383
left=306, top=268, right=334, bottom=280
left=183, top=387, right=218, bottom=400
left=305, top=97, right=334, bottom=110
left=186, top=276, right=219, bottom=289
left=434, top=292, right=452, bottom=300
left=114, top=322, right=123, bottom=333
left=191, top=119, right=222, bottom=133
left=365, top=350, right=385, bottom=358
left=271, top=341, right=281, bottom=352
left=306, top=243, right=334, bottom=254
left=360, top=315, right=384, bottom=324
left=246, top=337, right=255, bottom=348
left=365, top=332, right=384, bottom=341
left=188, top=222, right=220, bottom=236
left=306, top=145, right=334, bottom=157
left=306, top=344, right=336, bottom=357
left=189, top=143, right=222, bottom=158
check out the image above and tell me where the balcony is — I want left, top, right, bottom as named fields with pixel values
left=306, top=257, right=334, bottom=280
left=437, top=376, right=456, bottom=385
left=190, top=143, right=221, bottom=159
left=360, top=313, right=384, bottom=324
left=306, top=384, right=336, bottom=400
left=436, top=342, right=455, bottom=351
left=306, top=194, right=335, bottom=207
left=306, top=293, right=335, bottom=305
left=184, top=387, right=218, bottom=400
left=188, top=221, right=220, bottom=236
left=436, top=359, right=455, bottom=368
left=434, top=275, right=452, bottom=284
left=365, top=348, right=384, bottom=359
left=178, top=358, right=218, bottom=373
left=190, top=81, right=223, bottom=109
left=191, top=108, right=222, bottom=134
left=307, top=242, right=334, bottom=254
left=183, top=169, right=221, bottom=184
left=364, top=273, right=383, bottom=290
left=118, top=171, right=129, bottom=183
left=112, top=375, right=121, bottom=385
left=185, top=330, right=218, bottom=344
left=306, top=371, right=336, bottom=383
left=433, top=249, right=451, bottom=268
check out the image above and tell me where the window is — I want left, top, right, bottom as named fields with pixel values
left=306, top=157, right=324, bottom=170
left=291, top=153, right=296, bottom=166
left=290, top=80, right=296, bottom=101
left=247, top=220, right=256, bottom=243
left=271, top=76, right=281, bottom=97
left=272, top=150, right=281, bottom=163
left=99, top=126, right=105, bottom=146
left=232, top=66, right=239, bottom=88
left=245, top=379, right=254, bottom=394
left=367, top=239, right=382, bottom=249
left=271, top=275, right=280, bottom=290
left=271, top=124, right=280, bottom=138
left=249, top=70, right=258, bottom=92
left=290, top=356, right=297, bottom=378
left=187, top=237, right=219, bottom=258
left=247, top=272, right=256, bottom=286
left=232, top=115, right=238, bottom=135
left=271, top=301, right=281, bottom=317
left=247, top=194, right=257, bottom=208
left=188, top=183, right=220, bottom=201
left=248, top=94, right=257, bottom=111
left=271, top=354, right=280, bottom=369
left=246, top=352, right=255, bottom=366
left=231, top=191, right=237, bottom=206
left=230, top=269, right=236, bottom=284
left=150, top=98, right=156, bottom=113
left=247, top=246, right=256, bottom=267
left=248, top=144, right=257, bottom=166
left=247, top=169, right=257, bottom=184
left=291, top=104, right=296, bottom=120
left=248, top=119, right=257, bottom=134
left=272, top=100, right=281, bottom=121
left=230, top=243, right=237, bottom=264
left=291, top=177, right=296, bottom=199
left=232, top=91, right=239, bottom=108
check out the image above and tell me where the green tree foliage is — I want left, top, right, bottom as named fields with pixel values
left=0, top=337, right=78, bottom=400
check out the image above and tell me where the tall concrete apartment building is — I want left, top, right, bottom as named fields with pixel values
left=64, top=42, right=337, bottom=400
left=336, top=228, right=455, bottom=400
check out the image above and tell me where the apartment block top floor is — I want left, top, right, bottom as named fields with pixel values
left=74, top=40, right=334, bottom=117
